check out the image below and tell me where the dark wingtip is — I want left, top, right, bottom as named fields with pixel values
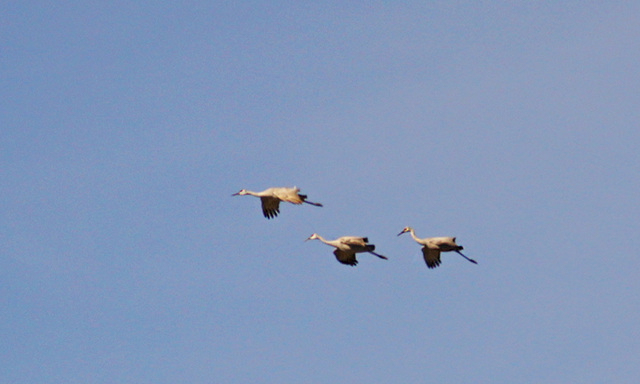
left=263, top=210, right=278, bottom=219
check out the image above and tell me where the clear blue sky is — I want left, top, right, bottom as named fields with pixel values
left=2, top=1, right=639, bottom=383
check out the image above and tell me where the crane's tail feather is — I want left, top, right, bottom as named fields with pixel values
left=298, top=194, right=323, bottom=207
left=364, top=244, right=387, bottom=260
left=455, top=250, right=477, bottom=264
left=369, top=251, right=388, bottom=260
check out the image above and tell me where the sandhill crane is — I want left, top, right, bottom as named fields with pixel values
left=397, top=227, right=477, bottom=269
left=232, top=186, right=322, bottom=219
left=305, top=233, right=388, bottom=266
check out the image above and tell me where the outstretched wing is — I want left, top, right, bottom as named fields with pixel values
left=272, top=187, right=304, bottom=204
left=334, top=249, right=358, bottom=266
left=338, top=236, right=368, bottom=247
left=260, top=196, right=281, bottom=219
left=422, top=247, right=442, bottom=269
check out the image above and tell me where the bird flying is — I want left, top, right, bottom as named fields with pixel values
left=305, top=233, right=388, bottom=266
left=232, top=186, right=322, bottom=219
left=397, top=226, right=477, bottom=268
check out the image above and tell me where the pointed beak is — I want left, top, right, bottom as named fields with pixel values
left=232, top=192, right=240, bottom=196
left=397, top=230, right=406, bottom=236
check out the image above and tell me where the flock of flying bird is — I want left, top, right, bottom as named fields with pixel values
left=233, top=186, right=478, bottom=269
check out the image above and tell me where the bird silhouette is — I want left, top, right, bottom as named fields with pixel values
left=232, top=186, right=322, bottom=219
left=398, top=227, right=477, bottom=268
left=305, top=233, right=388, bottom=266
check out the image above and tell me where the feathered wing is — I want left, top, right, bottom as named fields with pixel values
left=272, top=188, right=303, bottom=205
left=339, top=237, right=387, bottom=260
left=334, top=249, right=358, bottom=266
left=273, top=187, right=323, bottom=207
left=422, top=247, right=442, bottom=269
left=338, top=236, right=368, bottom=247
left=260, top=196, right=281, bottom=219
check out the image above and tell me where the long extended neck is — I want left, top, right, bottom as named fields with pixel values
left=314, top=235, right=337, bottom=248
left=408, top=229, right=423, bottom=244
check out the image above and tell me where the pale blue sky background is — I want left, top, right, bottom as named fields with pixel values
left=2, top=1, right=639, bottom=383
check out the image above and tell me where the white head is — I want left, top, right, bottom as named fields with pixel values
left=305, top=233, right=320, bottom=241
left=232, top=189, right=249, bottom=196
left=397, top=226, right=413, bottom=236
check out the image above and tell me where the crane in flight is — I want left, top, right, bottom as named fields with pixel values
left=232, top=186, right=322, bottom=219
left=305, top=233, right=388, bottom=266
left=397, top=227, right=477, bottom=269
